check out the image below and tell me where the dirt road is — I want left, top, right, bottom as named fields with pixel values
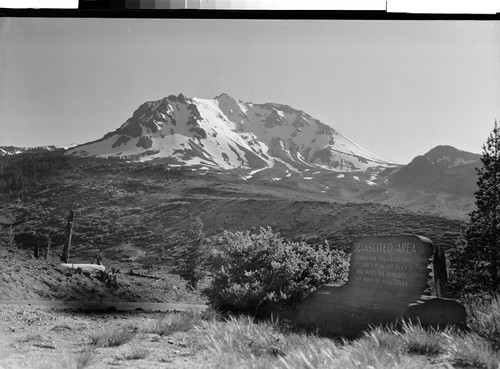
left=0, top=300, right=207, bottom=312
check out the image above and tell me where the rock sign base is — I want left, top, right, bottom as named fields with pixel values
left=295, top=235, right=466, bottom=337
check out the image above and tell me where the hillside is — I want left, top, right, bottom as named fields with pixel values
left=1, top=155, right=466, bottom=289
left=387, top=145, right=481, bottom=198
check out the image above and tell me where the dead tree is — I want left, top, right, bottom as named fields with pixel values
left=45, top=234, right=51, bottom=260
left=34, top=241, right=40, bottom=258
left=60, top=210, right=75, bottom=263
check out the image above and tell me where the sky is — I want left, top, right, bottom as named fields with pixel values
left=0, top=18, right=499, bottom=164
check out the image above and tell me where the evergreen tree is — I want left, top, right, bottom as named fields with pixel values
left=450, top=120, right=500, bottom=294
left=175, top=217, right=208, bottom=289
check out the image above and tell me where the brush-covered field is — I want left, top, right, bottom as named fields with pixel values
left=0, top=154, right=466, bottom=302
left=1, top=153, right=465, bottom=278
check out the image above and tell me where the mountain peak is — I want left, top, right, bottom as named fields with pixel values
left=388, top=145, right=481, bottom=197
left=214, top=92, right=240, bottom=103
left=68, top=93, right=397, bottom=173
left=423, top=145, right=481, bottom=168
left=165, top=93, right=188, bottom=103
left=214, top=92, right=231, bottom=99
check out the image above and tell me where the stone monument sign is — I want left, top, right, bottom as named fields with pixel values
left=296, top=235, right=465, bottom=337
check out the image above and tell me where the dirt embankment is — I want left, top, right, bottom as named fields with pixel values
left=0, top=247, right=205, bottom=305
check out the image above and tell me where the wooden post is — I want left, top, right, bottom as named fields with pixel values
left=60, top=210, right=75, bottom=263
left=433, top=244, right=448, bottom=298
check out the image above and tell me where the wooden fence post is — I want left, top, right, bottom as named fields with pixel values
left=60, top=210, right=75, bottom=263
left=433, top=244, right=448, bottom=298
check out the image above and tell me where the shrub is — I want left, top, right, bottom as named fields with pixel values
left=96, top=267, right=120, bottom=288
left=204, top=227, right=348, bottom=315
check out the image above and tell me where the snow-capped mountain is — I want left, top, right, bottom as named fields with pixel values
left=68, top=93, right=397, bottom=173
left=0, top=145, right=65, bottom=156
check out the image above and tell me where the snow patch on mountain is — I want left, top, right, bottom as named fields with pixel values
left=0, top=145, right=70, bottom=156
left=435, top=156, right=478, bottom=167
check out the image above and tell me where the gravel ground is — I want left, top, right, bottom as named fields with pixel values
left=0, top=304, right=212, bottom=369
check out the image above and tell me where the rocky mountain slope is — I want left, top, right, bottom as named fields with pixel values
left=421, top=145, right=481, bottom=168
left=386, top=145, right=481, bottom=197
left=68, top=93, right=397, bottom=174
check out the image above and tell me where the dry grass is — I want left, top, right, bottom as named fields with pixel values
left=198, top=316, right=290, bottom=359
left=4, top=305, right=499, bottom=369
left=197, top=316, right=417, bottom=369
left=197, top=317, right=445, bottom=369
left=446, top=332, right=500, bottom=369
left=38, top=349, right=96, bottom=369
left=124, top=345, right=149, bottom=360
left=464, top=294, right=500, bottom=345
left=194, top=314, right=500, bottom=369
left=396, top=320, right=453, bottom=356
left=142, top=310, right=204, bottom=336
left=88, top=326, right=136, bottom=347
left=75, top=348, right=97, bottom=369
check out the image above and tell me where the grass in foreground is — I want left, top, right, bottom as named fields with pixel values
left=447, top=332, right=500, bottom=369
left=39, top=349, right=97, bottom=369
left=142, top=310, right=203, bottom=336
left=20, top=296, right=500, bottom=369
left=124, top=345, right=149, bottom=360
left=194, top=307, right=500, bottom=369
left=88, top=326, right=136, bottom=348
left=464, top=294, right=500, bottom=345
left=396, top=320, right=452, bottom=356
left=197, top=317, right=409, bottom=369
left=141, top=308, right=219, bottom=336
